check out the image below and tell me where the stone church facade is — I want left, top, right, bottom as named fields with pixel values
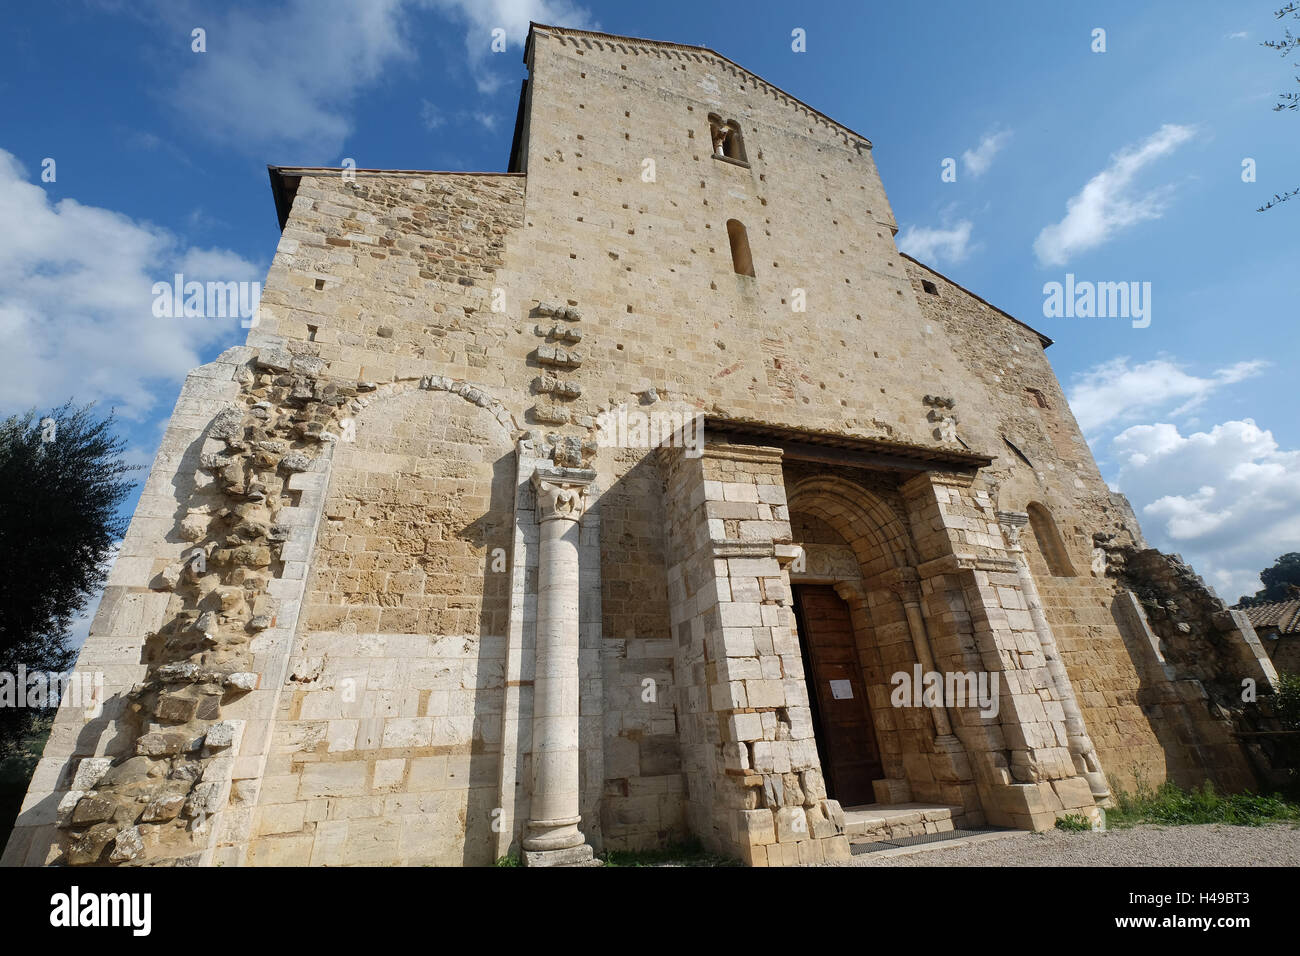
left=4, top=24, right=1281, bottom=867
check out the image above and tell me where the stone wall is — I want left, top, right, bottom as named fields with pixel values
left=595, top=448, right=685, bottom=850
left=1107, top=548, right=1279, bottom=791
left=238, top=386, right=516, bottom=866
left=660, top=444, right=850, bottom=865
left=904, top=256, right=1193, bottom=795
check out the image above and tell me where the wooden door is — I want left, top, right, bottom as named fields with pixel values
left=792, top=584, right=883, bottom=807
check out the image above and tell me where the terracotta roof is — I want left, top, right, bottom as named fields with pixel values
left=1243, top=600, right=1300, bottom=635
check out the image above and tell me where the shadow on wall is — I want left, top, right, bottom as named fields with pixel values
left=457, top=449, right=517, bottom=865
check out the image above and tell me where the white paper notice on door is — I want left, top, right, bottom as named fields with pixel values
left=829, top=679, right=853, bottom=700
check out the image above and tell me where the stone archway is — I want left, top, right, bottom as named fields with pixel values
left=784, top=474, right=966, bottom=809
left=237, top=375, right=522, bottom=867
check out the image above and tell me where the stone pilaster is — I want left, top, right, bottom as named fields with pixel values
left=900, top=471, right=1101, bottom=830
left=997, top=511, right=1110, bottom=803
left=659, top=444, right=850, bottom=866
left=522, top=465, right=597, bottom=866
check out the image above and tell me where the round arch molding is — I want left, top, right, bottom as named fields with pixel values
left=786, top=474, right=918, bottom=581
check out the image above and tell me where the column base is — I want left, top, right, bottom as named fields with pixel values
left=522, top=815, right=585, bottom=852
left=522, top=844, right=596, bottom=867
left=1083, top=770, right=1111, bottom=803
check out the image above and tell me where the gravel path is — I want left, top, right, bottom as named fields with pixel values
left=827, top=823, right=1300, bottom=867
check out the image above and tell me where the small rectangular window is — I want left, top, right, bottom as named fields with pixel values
left=921, top=280, right=939, bottom=296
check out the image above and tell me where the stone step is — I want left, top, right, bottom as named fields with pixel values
left=840, top=803, right=964, bottom=843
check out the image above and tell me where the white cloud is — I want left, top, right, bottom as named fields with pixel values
left=1033, top=123, right=1196, bottom=266
left=162, top=0, right=593, bottom=152
left=1226, top=31, right=1249, bottom=40
left=421, top=100, right=447, bottom=130
left=1067, top=356, right=1264, bottom=435
left=0, top=149, right=259, bottom=420
left=168, top=0, right=417, bottom=157
left=897, top=220, right=974, bottom=266
left=427, top=0, right=596, bottom=94
left=420, top=101, right=499, bottom=133
left=1109, top=419, right=1300, bottom=603
left=962, top=129, right=1011, bottom=178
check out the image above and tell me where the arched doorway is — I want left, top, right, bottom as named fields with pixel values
left=786, top=475, right=923, bottom=808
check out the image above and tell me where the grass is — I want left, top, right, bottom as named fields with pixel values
left=599, top=837, right=741, bottom=868
left=1104, top=773, right=1300, bottom=829
left=1054, top=813, right=1092, bottom=832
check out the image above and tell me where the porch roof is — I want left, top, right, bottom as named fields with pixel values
left=703, top=417, right=994, bottom=472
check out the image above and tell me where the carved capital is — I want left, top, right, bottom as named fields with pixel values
left=887, top=577, right=922, bottom=605
left=995, top=510, right=1029, bottom=551
left=867, top=566, right=922, bottom=605
left=833, top=580, right=866, bottom=604
left=532, top=467, right=596, bottom=524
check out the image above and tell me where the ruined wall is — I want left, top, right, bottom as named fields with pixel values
left=239, top=387, right=516, bottom=866
left=1109, top=548, right=1278, bottom=791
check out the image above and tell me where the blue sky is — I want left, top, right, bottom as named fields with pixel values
left=3, top=0, right=1298, bottom=633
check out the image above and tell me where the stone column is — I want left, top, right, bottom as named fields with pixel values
left=523, top=465, right=597, bottom=866
left=869, top=570, right=957, bottom=742
left=884, top=572, right=973, bottom=790
left=997, top=511, right=1110, bottom=802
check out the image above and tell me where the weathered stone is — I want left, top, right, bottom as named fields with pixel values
left=204, top=721, right=240, bottom=750
left=155, top=693, right=199, bottom=723
left=291, top=355, right=326, bottom=375
left=774, top=807, right=809, bottom=842
left=183, top=781, right=223, bottom=817
left=109, top=826, right=144, bottom=862
left=71, top=795, right=118, bottom=825
left=137, top=732, right=194, bottom=757
left=230, top=545, right=272, bottom=568
left=156, top=563, right=183, bottom=590
left=142, top=792, right=186, bottom=823
left=224, top=672, right=259, bottom=691
left=179, top=513, right=208, bottom=541
left=56, top=791, right=86, bottom=826
left=71, top=757, right=113, bottom=792
left=255, top=346, right=293, bottom=372
left=64, top=823, right=119, bottom=865
left=209, top=404, right=245, bottom=441
left=154, top=662, right=200, bottom=683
